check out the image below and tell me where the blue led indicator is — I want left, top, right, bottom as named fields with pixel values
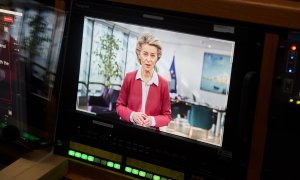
left=288, top=69, right=293, bottom=73
left=290, top=55, right=295, bottom=60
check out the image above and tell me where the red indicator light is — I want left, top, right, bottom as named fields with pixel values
left=291, top=45, right=297, bottom=51
left=3, top=16, right=14, bottom=23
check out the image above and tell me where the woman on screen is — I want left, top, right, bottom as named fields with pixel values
left=116, top=33, right=171, bottom=129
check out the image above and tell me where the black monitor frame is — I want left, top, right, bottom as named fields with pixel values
left=55, top=1, right=265, bottom=179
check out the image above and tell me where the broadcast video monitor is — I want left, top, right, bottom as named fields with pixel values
left=56, top=1, right=264, bottom=179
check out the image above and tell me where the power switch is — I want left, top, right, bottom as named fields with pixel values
left=282, top=78, right=293, bottom=93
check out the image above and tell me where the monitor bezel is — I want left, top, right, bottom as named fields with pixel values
left=55, top=1, right=264, bottom=177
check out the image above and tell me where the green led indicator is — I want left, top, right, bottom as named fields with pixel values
left=101, top=160, right=107, bottom=166
left=0, top=122, right=7, bottom=128
left=87, top=155, right=94, bottom=162
left=153, top=175, right=161, bottom=180
left=30, top=135, right=40, bottom=141
left=22, top=132, right=40, bottom=141
left=113, top=163, right=121, bottom=169
left=161, top=177, right=168, bottom=180
left=94, top=158, right=100, bottom=163
left=146, top=173, right=153, bottom=179
left=75, top=152, right=81, bottom=158
left=68, top=150, right=75, bottom=156
left=125, top=166, right=132, bottom=173
left=28, top=135, right=35, bottom=141
left=132, top=169, right=139, bottom=175
left=139, top=171, right=146, bottom=177
left=40, top=141, right=47, bottom=146
left=81, top=154, right=88, bottom=160
left=107, top=161, right=114, bottom=168
left=22, top=132, right=30, bottom=139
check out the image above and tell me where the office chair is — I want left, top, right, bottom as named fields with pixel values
left=188, top=104, right=214, bottom=130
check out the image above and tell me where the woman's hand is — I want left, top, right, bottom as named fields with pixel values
left=142, top=116, right=152, bottom=127
left=133, top=112, right=147, bottom=126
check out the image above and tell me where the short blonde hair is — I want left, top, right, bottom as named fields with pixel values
left=135, top=33, right=162, bottom=64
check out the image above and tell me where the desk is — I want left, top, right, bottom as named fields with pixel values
left=0, top=150, right=68, bottom=180
left=66, top=159, right=135, bottom=180
left=0, top=150, right=135, bottom=180
left=160, top=120, right=222, bottom=146
left=213, top=109, right=226, bottom=137
left=169, top=98, right=226, bottom=146
left=171, top=99, right=226, bottom=139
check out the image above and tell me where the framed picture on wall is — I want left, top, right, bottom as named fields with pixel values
left=200, top=52, right=232, bottom=95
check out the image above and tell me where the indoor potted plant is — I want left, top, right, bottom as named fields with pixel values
left=94, top=33, right=122, bottom=87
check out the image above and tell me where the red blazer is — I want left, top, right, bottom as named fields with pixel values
left=116, top=70, right=171, bottom=127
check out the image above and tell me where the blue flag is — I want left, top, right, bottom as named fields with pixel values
left=169, top=56, right=177, bottom=93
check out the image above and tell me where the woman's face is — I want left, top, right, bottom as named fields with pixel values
left=139, top=44, right=158, bottom=73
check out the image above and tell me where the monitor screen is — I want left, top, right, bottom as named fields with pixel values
left=56, top=2, right=265, bottom=178
left=75, top=16, right=235, bottom=147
